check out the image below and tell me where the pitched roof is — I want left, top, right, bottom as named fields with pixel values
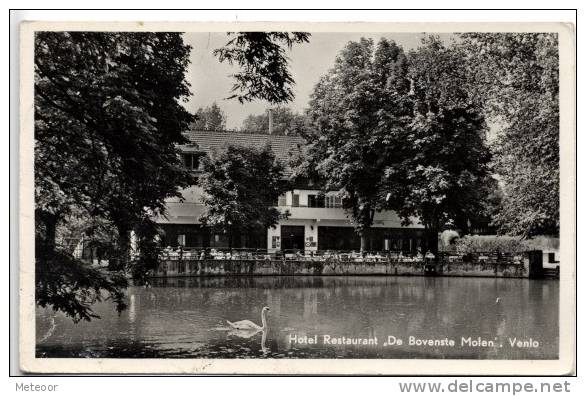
left=154, top=202, right=205, bottom=224
left=180, top=130, right=305, bottom=158
left=180, top=130, right=306, bottom=176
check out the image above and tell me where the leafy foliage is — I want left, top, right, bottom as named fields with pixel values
left=295, top=37, right=494, bottom=252
left=128, top=218, right=164, bottom=283
left=214, top=32, right=310, bottom=104
left=36, top=246, right=128, bottom=322
left=452, top=234, right=559, bottom=255
left=198, top=145, right=290, bottom=245
left=241, top=107, right=308, bottom=135
left=35, top=32, right=196, bottom=226
left=390, top=36, right=493, bottom=251
left=192, top=102, right=227, bottom=131
left=459, top=33, right=559, bottom=237
left=35, top=31, right=311, bottom=321
left=453, top=235, right=527, bottom=254
left=35, top=32, right=195, bottom=320
left=54, top=206, right=120, bottom=264
left=35, top=30, right=311, bottom=321
left=297, top=38, right=411, bottom=248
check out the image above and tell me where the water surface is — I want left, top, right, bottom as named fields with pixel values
left=36, top=276, right=558, bottom=359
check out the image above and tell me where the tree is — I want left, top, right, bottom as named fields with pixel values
left=458, top=33, right=559, bottom=237
left=214, top=32, right=310, bottom=104
left=192, top=102, right=227, bottom=131
left=198, top=144, right=290, bottom=247
left=35, top=32, right=195, bottom=320
left=241, top=107, right=307, bottom=135
left=389, top=36, right=493, bottom=254
left=298, top=38, right=412, bottom=250
left=35, top=30, right=310, bottom=321
left=35, top=31, right=195, bottom=246
left=453, top=176, right=503, bottom=235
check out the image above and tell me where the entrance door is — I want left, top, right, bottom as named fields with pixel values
left=317, top=226, right=360, bottom=251
left=280, top=226, right=305, bottom=252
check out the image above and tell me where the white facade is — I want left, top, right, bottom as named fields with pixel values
left=158, top=185, right=424, bottom=252
left=153, top=131, right=428, bottom=252
left=267, top=189, right=423, bottom=252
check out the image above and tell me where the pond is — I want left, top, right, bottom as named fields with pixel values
left=36, top=276, right=559, bottom=359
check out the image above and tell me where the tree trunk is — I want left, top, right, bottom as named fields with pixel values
left=115, top=224, right=131, bottom=271
left=359, top=229, right=368, bottom=252
left=425, top=226, right=439, bottom=259
left=358, top=207, right=375, bottom=253
left=44, top=214, right=58, bottom=251
left=36, top=210, right=60, bottom=257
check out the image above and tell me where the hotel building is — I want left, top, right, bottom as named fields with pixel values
left=155, top=130, right=426, bottom=253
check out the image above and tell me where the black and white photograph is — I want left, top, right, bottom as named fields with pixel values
left=18, top=21, right=575, bottom=375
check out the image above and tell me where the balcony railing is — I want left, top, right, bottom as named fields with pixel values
left=277, top=205, right=350, bottom=220
left=156, top=247, right=525, bottom=265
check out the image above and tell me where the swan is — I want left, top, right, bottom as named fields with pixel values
left=261, top=330, right=269, bottom=354
left=227, top=306, right=270, bottom=331
left=228, top=328, right=263, bottom=339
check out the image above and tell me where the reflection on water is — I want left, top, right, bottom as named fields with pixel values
left=36, top=276, right=558, bottom=359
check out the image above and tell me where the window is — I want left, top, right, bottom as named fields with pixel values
left=292, top=194, right=300, bottom=207
left=325, top=195, right=342, bottom=208
left=308, top=194, right=325, bottom=208
left=272, top=236, right=280, bottom=249
left=177, top=234, right=186, bottom=246
left=182, top=153, right=200, bottom=170
left=307, top=194, right=341, bottom=208
left=278, top=194, right=287, bottom=206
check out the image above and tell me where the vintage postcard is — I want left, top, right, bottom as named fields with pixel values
left=19, top=21, right=575, bottom=375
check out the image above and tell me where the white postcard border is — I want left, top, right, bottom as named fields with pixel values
left=19, top=20, right=576, bottom=375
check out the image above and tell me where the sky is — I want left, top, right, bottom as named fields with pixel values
left=182, top=32, right=455, bottom=130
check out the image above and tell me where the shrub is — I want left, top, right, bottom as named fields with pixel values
left=439, top=230, right=461, bottom=251
left=451, top=235, right=559, bottom=254
left=454, top=235, right=525, bottom=254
